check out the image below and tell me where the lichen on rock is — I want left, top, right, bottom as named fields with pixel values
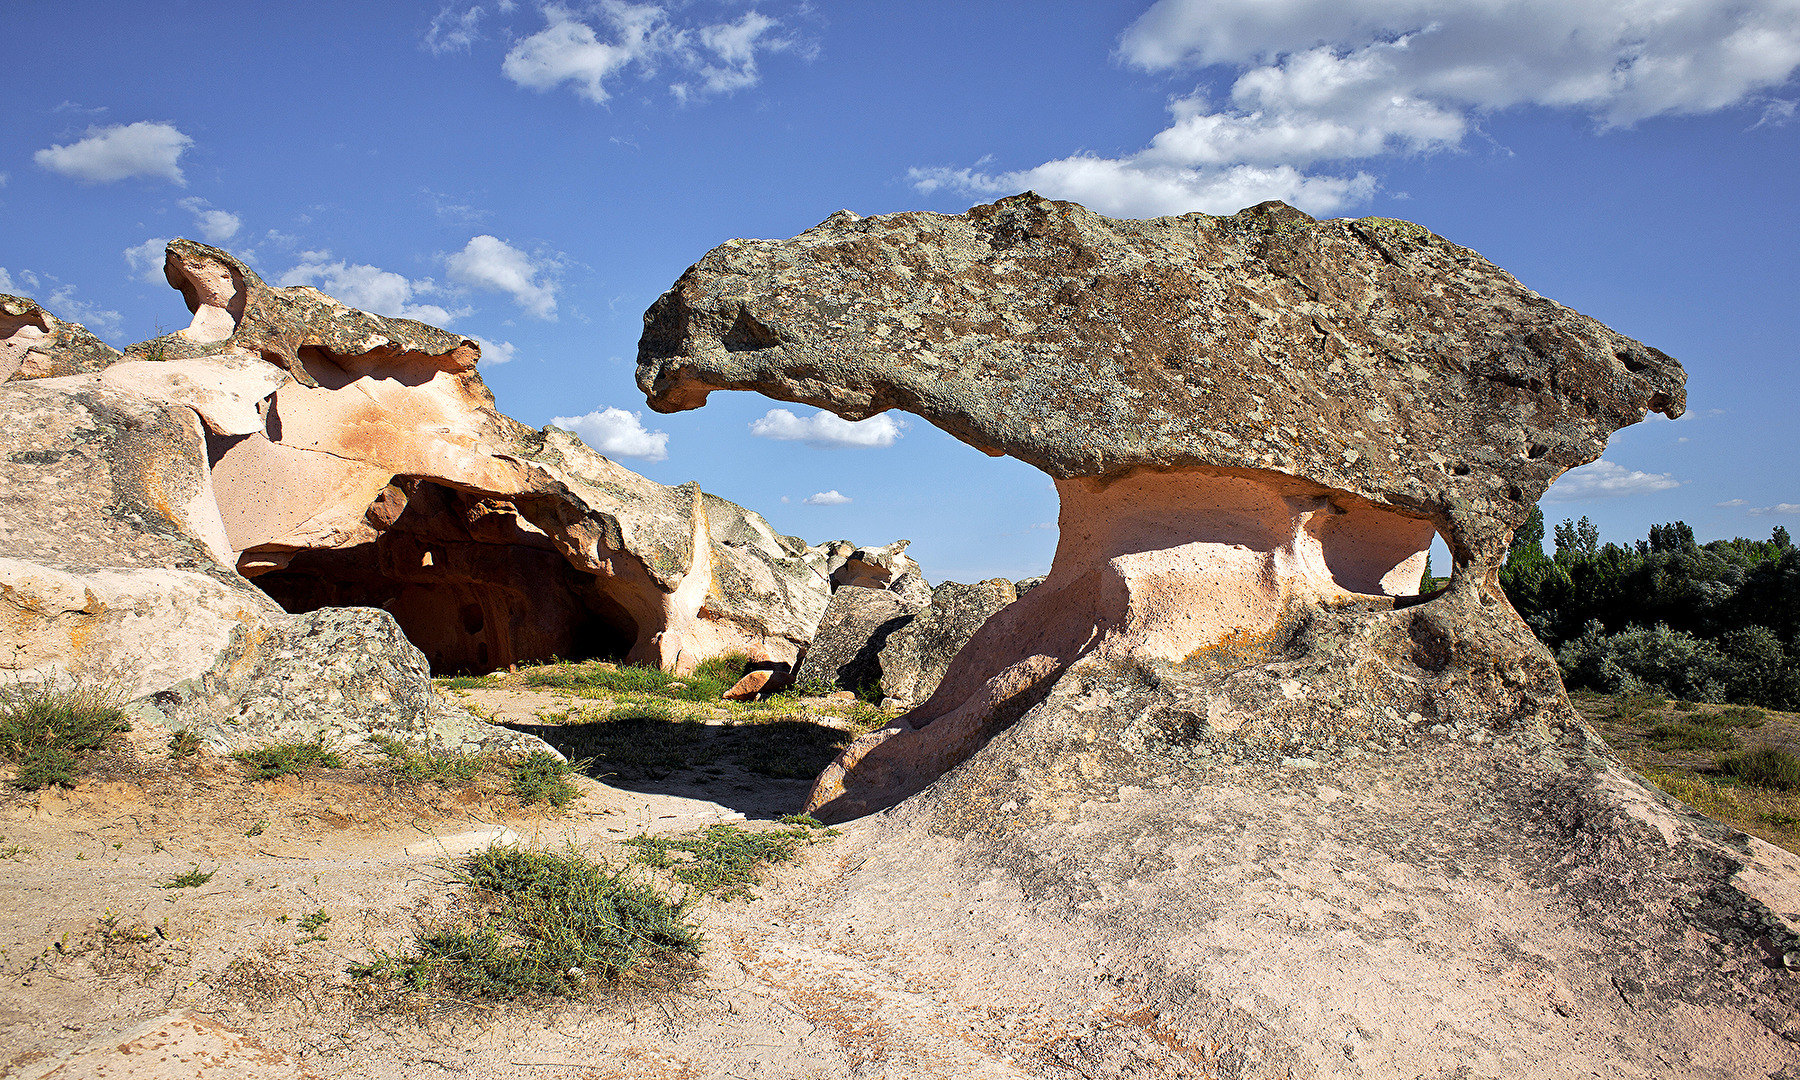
left=635, top=191, right=1685, bottom=816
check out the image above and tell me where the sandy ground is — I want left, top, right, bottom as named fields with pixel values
left=0, top=688, right=1137, bottom=1080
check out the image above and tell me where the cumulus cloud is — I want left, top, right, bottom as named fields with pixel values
left=123, top=238, right=171, bottom=285
left=550, top=406, right=669, bottom=461
left=35, top=122, right=193, bottom=185
left=748, top=408, right=905, bottom=449
left=804, top=490, right=852, bottom=506
left=1718, top=498, right=1750, bottom=507
left=1749, top=503, right=1800, bottom=515
left=4, top=268, right=122, bottom=336
left=915, top=0, right=1800, bottom=217
left=446, top=235, right=557, bottom=319
left=278, top=252, right=466, bottom=325
left=1543, top=459, right=1680, bottom=502
left=176, top=197, right=241, bottom=243
left=471, top=336, right=517, bottom=364
left=500, top=2, right=798, bottom=104
left=0, top=269, right=12, bottom=292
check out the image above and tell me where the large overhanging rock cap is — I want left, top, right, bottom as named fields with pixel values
left=639, top=193, right=1684, bottom=567
left=637, top=194, right=1689, bottom=822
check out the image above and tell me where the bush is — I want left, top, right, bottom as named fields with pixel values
left=234, top=739, right=344, bottom=780
left=1645, top=722, right=1739, bottom=753
left=1721, top=746, right=1800, bottom=791
left=511, top=751, right=579, bottom=808
left=353, top=844, right=697, bottom=998
left=623, top=818, right=834, bottom=901
left=370, top=734, right=484, bottom=783
left=0, top=679, right=130, bottom=790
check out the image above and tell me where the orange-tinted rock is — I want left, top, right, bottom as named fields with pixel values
left=723, top=669, right=774, bottom=700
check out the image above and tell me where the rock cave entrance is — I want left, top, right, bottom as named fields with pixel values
left=246, top=478, right=640, bottom=675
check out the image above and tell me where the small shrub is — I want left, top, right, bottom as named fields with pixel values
left=1701, top=705, right=1768, bottom=729
left=691, top=652, right=752, bottom=688
left=1645, top=722, right=1738, bottom=753
left=0, top=679, right=130, bottom=790
left=234, top=739, right=344, bottom=780
left=623, top=817, right=835, bottom=901
left=296, top=909, right=331, bottom=941
left=1721, top=746, right=1800, bottom=791
left=371, top=734, right=484, bottom=783
left=1671, top=700, right=1699, bottom=713
left=168, top=730, right=201, bottom=757
left=351, top=844, right=697, bottom=998
left=511, top=751, right=579, bottom=808
left=161, top=865, right=216, bottom=889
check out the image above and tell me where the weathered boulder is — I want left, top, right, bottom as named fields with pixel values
left=793, top=586, right=920, bottom=695
left=875, top=578, right=1018, bottom=705
left=637, top=192, right=1684, bottom=816
left=629, top=196, right=1800, bottom=1071
left=136, top=606, right=544, bottom=757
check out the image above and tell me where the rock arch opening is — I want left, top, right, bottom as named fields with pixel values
left=245, top=479, right=641, bottom=675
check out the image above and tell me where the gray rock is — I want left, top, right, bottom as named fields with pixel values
left=137, top=606, right=550, bottom=758
left=794, top=587, right=922, bottom=695
left=876, top=579, right=1018, bottom=704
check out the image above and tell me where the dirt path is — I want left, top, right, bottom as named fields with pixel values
left=0, top=688, right=1122, bottom=1080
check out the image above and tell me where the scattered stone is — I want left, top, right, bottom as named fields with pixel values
left=876, top=579, right=1019, bottom=705
left=794, top=587, right=921, bottom=695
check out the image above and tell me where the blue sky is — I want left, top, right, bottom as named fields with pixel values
left=5, top=0, right=1798, bottom=582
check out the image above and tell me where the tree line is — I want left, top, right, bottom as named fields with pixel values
left=1497, top=507, right=1800, bottom=709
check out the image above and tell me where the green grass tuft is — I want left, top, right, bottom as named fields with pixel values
left=623, top=818, right=835, bottom=901
left=161, top=865, right=216, bottom=889
left=351, top=844, right=697, bottom=998
left=1721, top=746, right=1800, bottom=791
left=167, top=729, right=201, bottom=758
left=511, top=751, right=580, bottom=808
left=370, top=734, right=485, bottom=784
left=0, top=680, right=130, bottom=790
left=1700, top=705, right=1768, bottom=729
left=234, top=739, right=345, bottom=780
left=1645, top=722, right=1739, bottom=753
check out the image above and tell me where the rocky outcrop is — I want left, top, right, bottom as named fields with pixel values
left=875, top=578, right=1018, bottom=705
left=637, top=192, right=1684, bottom=818
left=0, top=239, right=862, bottom=757
left=625, top=196, right=1800, bottom=1069
left=0, top=295, right=120, bottom=382
left=794, top=587, right=919, bottom=695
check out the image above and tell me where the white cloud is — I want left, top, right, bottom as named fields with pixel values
left=0, top=269, right=13, bottom=293
left=425, top=4, right=487, bottom=54
left=34, top=122, right=193, bottom=185
left=1543, top=459, right=1680, bottom=502
left=1749, top=503, right=1800, bottom=515
left=550, top=407, right=669, bottom=461
left=748, top=408, right=905, bottom=449
left=123, top=238, right=171, bottom=284
left=445, top=235, right=557, bottom=319
left=501, top=2, right=798, bottom=105
left=10, top=269, right=122, bottom=336
left=471, top=336, right=516, bottom=364
left=916, top=0, right=1800, bottom=218
left=804, top=490, right=852, bottom=506
left=278, top=252, right=466, bottom=325
left=176, top=197, right=242, bottom=243
left=1718, top=498, right=1750, bottom=507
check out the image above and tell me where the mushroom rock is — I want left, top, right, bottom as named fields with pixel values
left=638, top=193, right=1686, bottom=817
left=634, top=198, right=1800, bottom=1071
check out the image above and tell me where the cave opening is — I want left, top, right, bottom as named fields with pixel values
left=246, top=478, right=640, bottom=675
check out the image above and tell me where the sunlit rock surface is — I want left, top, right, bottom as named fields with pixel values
left=632, top=196, right=1800, bottom=1074
left=0, top=240, right=851, bottom=753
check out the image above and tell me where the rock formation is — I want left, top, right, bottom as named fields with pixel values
left=796, top=577, right=1022, bottom=706
left=633, top=196, right=1800, bottom=1069
left=638, top=193, right=1686, bottom=816
left=1, top=240, right=857, bottom=752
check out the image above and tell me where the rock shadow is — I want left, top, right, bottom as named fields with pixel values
left=501, top=713, right=857, bottom=821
